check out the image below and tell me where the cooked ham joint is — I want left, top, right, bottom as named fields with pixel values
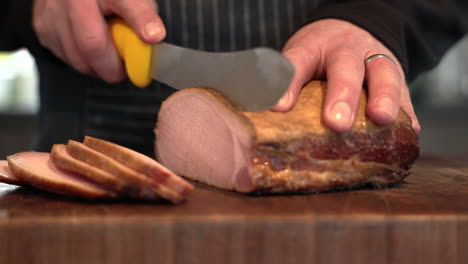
left=155, top=81, right=419, bottom=193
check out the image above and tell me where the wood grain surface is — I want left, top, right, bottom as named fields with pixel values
left=0, top=155, right=467, bottom=264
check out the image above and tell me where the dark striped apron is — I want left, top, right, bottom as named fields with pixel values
left=84, top=0, right=319, bottom=156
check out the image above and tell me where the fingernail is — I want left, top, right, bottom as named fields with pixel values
left=329, top=101, right=351, bottom=128
left=413, top=123, right=421, bottom=134
left=277, top=92, right=291, bottom=107
left=145, top=22, right=162, bottom=37
left=376, top=97, right=394, bottom=119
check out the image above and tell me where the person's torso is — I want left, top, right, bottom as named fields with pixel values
left=36, top=0, right=320, bottom=156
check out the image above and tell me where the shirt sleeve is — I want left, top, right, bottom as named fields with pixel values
left=306, top=0, right=468, bottom=82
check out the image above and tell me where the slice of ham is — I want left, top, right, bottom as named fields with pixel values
left=66, top=140, right=185, bottom=203
left=83, top=136, right=193, bottom=197
left=51, top=144, right=155, bottom=199
left=0, top=160, right=26, bottom=186
left=155, top=81, right=419, bottom=193
left=7, top=152, right=114, bottom=198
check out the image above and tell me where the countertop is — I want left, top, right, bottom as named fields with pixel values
left=0, top=155, right=467, bottom=264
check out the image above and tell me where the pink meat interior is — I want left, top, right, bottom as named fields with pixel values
left=156, top=92, right=254, bottom=192
left=12, top=152, right=106, bottom=191
left=0, top=160, right=17, bottom=181
left=1, top=160, right=11, bottom=176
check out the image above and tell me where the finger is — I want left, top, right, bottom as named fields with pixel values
left=106, top=0, right=166, bottom=43
left=57, top=15, right=94, bottom=75
left=323, top=50, right=365, bottom=132
left=33, top=1, right=67, bottom=62
left=272, top=46, right=320, bottom=111
left=365, top=55, right=401, bottom=125
left=40, top=27, right=67, bottom=64
left=69, top=0, right=125, bottom=83
left=400, top=85, right=421, bottom=133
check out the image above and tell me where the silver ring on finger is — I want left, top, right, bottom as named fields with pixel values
left=364, top=54, right=396, bottom=65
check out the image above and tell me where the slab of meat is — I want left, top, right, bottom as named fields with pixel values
left=7, top=152, right=115, bottom=198
left=0, top=160, right=26, bottom=186
left=155, top=81, right=419, bottom=193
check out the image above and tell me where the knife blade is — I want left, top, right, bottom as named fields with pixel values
left=110, top=18, right=294, bottom=111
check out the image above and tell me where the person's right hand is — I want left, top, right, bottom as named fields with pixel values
left=33, top=0, right=166, bottom=83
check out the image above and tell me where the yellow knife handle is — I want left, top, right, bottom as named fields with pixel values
left=110, top=18, right=152, bottom=88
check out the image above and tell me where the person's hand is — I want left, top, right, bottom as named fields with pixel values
left=272, top=19, right=421, bottom=133
left=33, top=0, right=165, bottom=83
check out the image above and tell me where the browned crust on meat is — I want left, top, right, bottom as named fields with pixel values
left=251, top=125, right=419, bottom=171
left=244, top=81, right=413, bottom=142
left=244, top=81, right=418, bottom=192
left=245, top=81, right=419, bottom=192
left=250, top=157, right=409, bottom=193
left=7, top=152, right=114, bottom=198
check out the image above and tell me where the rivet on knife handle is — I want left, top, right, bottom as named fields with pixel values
left=110, top=18, right=152, bottom=88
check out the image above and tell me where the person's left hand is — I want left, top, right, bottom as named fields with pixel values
left=272, top=19, right=420, bottom=133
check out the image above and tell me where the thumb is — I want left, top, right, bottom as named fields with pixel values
left=271, top=46, right=320, bottom=111
left=111, top=0, right=166, bottom=44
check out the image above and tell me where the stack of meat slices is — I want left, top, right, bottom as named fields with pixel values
left=0, top=137, right=193, bottom=203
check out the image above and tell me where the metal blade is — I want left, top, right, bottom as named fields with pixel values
left=150, top=43, right=294, bottom=111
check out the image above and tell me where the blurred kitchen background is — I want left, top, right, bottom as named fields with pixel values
left=1, top=37, right=468, bottom=158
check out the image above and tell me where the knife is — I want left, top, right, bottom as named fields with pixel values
left=110, top=18, right=294, bottom=111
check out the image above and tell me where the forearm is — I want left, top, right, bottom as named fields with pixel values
left=307, top=0, right=468, bottom=82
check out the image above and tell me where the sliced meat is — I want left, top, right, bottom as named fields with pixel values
left=66, top=140, right=185, bottom=203
left=155, top=81, right=419, bottom=193
left=50, top=144, right=158, bottom=199
left=83, top=136, right=193, bottom=196
left=7, top=152, right=114, bottom=198
left=0, top=160, right=27, bottom=186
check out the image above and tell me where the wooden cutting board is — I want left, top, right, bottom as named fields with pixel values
left=0, top=154, right=467, bottom=264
